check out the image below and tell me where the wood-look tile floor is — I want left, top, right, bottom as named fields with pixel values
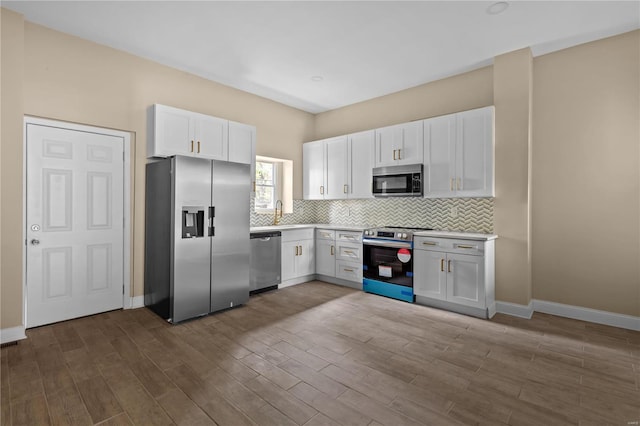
left=2, top=281, right=639, bottom=426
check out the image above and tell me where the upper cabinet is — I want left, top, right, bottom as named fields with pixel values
left=424, top=106, right=494, bottom=198
left=347, top=130, right=375, bottom=199
left=150, top=104, right=255, bottom=164
left=303, top=131, right=374, bottom=200
left=150, top=104, right=257, bottom=189
left=374, top=120, right=423, bottom=167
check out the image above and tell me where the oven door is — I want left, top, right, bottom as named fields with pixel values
left=362, top=239, right=413, bottom=287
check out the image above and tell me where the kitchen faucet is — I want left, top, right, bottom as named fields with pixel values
left=274, top=199, right=283, bottom=225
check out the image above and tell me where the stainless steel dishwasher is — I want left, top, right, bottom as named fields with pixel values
left=250, top=231, right=281, bottom=294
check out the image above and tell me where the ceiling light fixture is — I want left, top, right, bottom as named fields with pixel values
left=487, top=1, right=509, bottom=15
left=310, top=76, right=324, bottom=82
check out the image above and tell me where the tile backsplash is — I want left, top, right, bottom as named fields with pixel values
left=251, top=197, right=494, bottom=233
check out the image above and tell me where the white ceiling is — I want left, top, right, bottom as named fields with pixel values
left=3, top=1, right=639, bottom=113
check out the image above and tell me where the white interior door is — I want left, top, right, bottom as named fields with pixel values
left=26, top=123, right=125, bottom=328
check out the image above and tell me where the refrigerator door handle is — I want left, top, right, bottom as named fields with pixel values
left=208, top=206, right=215, bottom=236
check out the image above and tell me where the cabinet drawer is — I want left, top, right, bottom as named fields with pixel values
left=336, top=230, right=362, bottom=243
left=281, top=228, right=314, bottom=242
left=316, top=229, right=336, bottom=241
left=336, top=261, right=362, bottom=283
left=336, top=243, right=361, bottom=262
left=414, top=236, right=484, bottom=256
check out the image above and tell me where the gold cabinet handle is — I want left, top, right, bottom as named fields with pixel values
left=393, top=149, right=397, bottom=160
left=299, top=245, right=302, bottom=256
left=450, top=178, right=454, bottom=191
left=343, top=184, right=348, bottom=194
left=344, top=250, right=355, bottom=255
left=422, top=241, right=436, bottom=246
left=457, top=244, right=475, bottom=249
left=344, top=268, right=354, bottom=272
left=197, top=141, right=201, bottom=153
left=191, top=140, right=194, bottom=152
left=320, top=186, right=324, bottom=195
left=253, top=181, right=256, bottom=192
left=440, top=259, right=445, bottom=272
left=456, top=177, right=461, bottom=190
left=397, top=148, right=401, bottom=160
left=330, top=245, right=334, bottom=256
left=448, top=260, right=452, bottom=273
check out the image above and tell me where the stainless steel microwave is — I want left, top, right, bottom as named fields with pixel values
left=372, top=164, right=423, bottom=197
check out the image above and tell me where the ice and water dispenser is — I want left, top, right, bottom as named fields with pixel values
left=181, top=206, right=205, bottom=238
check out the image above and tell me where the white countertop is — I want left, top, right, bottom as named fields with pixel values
left=250, top=224, right=368, bottom=233
left=251, top=225, right=497, bottom=240
left=413, top=230, right=498, bottom=241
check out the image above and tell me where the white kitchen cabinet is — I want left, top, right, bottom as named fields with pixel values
left=303, top=140, right=327, bottom=200
left=228, top=120, right=256, bottom=190
left=414, top=235, right=495, bottom=318
left=424, top=106, right=494, bottom=198
left=303, top=133, right=373, bottom=200
left=314, top=229, right=362, bottom=285
left=281, top=229, right=315, bottom=284
left=151, top=104, right=228, bottom=160
left=315, top=229, right=336, bottom=277
left=347, top=130, right=375, bottom=199
left=326, top=137, right=348, bottom=199
left=374, top=120, right=423, bottom=167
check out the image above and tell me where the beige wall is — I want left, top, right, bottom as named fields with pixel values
left=315, top=66, right=494, bottom=138
left=532, top=31, right=639, bottom=316
left=1, top=9, right=25, bottom=329
left=0, top=13, right=315, bottom=329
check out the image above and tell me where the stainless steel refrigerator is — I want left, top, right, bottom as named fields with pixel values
left=144, top=155, right=250, bottom=323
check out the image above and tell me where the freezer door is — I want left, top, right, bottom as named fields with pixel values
left=172, top=156, right=212, bottom=322
left=210, top=160, right=250, bottom=312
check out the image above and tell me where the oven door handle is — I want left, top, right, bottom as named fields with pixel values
left=362, top=238, right=412, bottom=249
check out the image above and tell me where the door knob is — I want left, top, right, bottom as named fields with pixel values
left=31, top=239, right=40, bottom=246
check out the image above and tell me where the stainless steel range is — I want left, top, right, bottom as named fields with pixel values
left=362, top=226, right=433, bottom=302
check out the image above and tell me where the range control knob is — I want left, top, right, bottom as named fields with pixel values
left=401, top=233, right=408, bottom=239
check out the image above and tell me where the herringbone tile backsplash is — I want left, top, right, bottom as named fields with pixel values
left=251, top=197, right=494, bottom=233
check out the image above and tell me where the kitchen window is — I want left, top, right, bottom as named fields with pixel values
left=254, top=156, right=293, bottom=214
left=255, top=160, right=276, bottom=210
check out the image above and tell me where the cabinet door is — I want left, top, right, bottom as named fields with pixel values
left=424, top=114, right=456, bottom=198
left=297, top=239, right=315, bottom=277
left=446, top=253, right=485, bottom=309
left=396, top=121, right=423, bottom=165
left=348, top=130, right=374, bottom=199
left=315, top=239, right=335, bottom=277
left=374, top=124, right=402, bottom=167
left=195, top=115, right=228, bottom=161
left=456, top=106, right=494, bottom=197
left=414, top=250, right=447, bottom=300
left=152, top=105, right=193, bottom=158
left=281, top=241, right=298, bottom=281
left=228, top=121, right=255, bottom=165
left=325, top=136, right=348, bottom=200
left=303, top=141, right=326, bottom=200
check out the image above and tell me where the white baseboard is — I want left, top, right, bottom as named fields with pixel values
left=533, top=299, right=640, bottom=332
left=496, top=299, right=639, bottom=331
left=495, top=300, right=534, bottom=319
left=128, top=295, right=144, bottom=309
left=1, top=326, right=27, bottom=344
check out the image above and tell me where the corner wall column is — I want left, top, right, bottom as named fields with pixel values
left=493, top=48, right=533, bottom=308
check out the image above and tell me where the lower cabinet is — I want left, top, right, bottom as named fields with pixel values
left=315, top=229, right=362, bottom=285
left=414, top=236, right=495, bottom=318
left=281, top=229, right=315, bottom=284
left=315, top=229, right=336, bottom=277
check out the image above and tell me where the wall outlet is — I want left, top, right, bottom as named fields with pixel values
left=450, top=206, right=458, bottom=218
